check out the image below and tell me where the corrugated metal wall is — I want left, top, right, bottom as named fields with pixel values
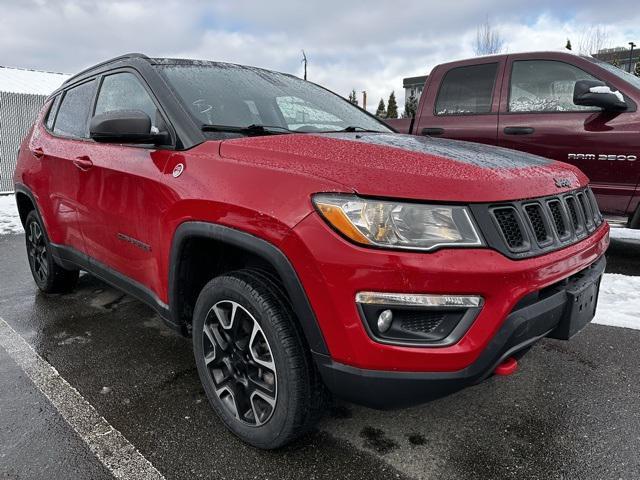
left=0, top=92, right=46, bottom=193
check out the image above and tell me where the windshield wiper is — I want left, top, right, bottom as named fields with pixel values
left=331, top=126, right=387, bottom=133
left=201, top=124, right=293, bottom=135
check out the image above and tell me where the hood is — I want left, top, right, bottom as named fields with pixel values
left=218, top=132, right=588, bottom=203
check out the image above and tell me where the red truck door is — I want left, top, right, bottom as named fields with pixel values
left=414, top=58, right=504, bottom=144
left=497, top=55, right=640, bottom=216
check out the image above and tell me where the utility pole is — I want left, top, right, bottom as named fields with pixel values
left=361, top=91, right=367, bottom=111
left=629, top=42, right=636, bottom=73
left=301, top=50, right=308, bottom=80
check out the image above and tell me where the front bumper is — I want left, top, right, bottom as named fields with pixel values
left=285, top=212, right=609, bottom=372
left=313, top=255, right=606, bottom=409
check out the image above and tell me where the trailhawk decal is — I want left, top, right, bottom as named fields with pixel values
left=117, top=233, right=152, bottom=252
left=569, top=153, right=637, bottom=161
left=318, top=133, right=551, bottom=169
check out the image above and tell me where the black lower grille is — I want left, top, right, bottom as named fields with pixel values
left=398, top=311, right=446, bottom=334
left=477, top=186, right=603, bottom=259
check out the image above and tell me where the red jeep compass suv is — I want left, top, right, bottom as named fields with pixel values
left=14, top=54, right=609, bottom=448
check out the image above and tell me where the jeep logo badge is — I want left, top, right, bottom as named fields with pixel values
left=554, top=177, right=572, bottom=188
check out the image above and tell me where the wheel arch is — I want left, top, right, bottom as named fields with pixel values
left=14, top=184, right=39, bottom=227
left=168, top=221, right=329, bottom=355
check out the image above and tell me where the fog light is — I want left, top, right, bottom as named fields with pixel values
left=377, top=309, right=393, bottom=333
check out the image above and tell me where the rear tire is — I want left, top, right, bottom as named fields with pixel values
left=192, top=269, right=325, bottom=449
left=25, top=210, right=79, bottom=293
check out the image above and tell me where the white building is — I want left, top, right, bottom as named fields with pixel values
left=0, top=66, right=69, bottom=193
left=403, top=75, right=428, bottom=103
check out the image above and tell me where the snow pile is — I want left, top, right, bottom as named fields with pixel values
left=0, top=194, right=23, bottom=235
left=589, top=85, right=624, bottom=102
left=609, top=227, right=640, bottom=242
left=0, top=66, right=69, bottom=95
left=593, top=273, right=640, bottom=330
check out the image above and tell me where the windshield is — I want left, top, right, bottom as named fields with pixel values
left=583, top=56, right=640, bottom=90
left=155, top=62, right=391, bottom=134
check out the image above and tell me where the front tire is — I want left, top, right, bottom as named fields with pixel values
left=25, top=210, right=79, bottom=293
left=192, top=270, right=324, bottom=449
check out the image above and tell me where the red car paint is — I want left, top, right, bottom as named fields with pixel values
left=15, top=99, right=609, bottom=375
left=387, top=51, right=640, bottom=224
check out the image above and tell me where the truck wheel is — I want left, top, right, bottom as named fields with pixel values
left=25, top=210, right=79, bottom=293
left=192, top=270, right=324, bottom=449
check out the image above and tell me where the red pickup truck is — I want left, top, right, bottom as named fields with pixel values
left=387, top=51, right=640, bottom=227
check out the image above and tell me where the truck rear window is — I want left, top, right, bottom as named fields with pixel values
left=435, top=63, right=498, bottom=116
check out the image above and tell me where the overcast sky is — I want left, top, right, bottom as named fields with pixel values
left=1, top=0, right=639, bottom=111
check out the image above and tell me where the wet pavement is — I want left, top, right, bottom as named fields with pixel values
left=1, top=232, right=640, bottom=480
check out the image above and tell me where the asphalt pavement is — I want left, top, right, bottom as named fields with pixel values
left=1, top=232, right=640, bottom=480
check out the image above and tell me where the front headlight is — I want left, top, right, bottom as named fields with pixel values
left=313, top=194, right=484, bottom=251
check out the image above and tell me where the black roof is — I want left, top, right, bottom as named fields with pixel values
left=58, top=53, right=300, bottom=94
left=62, top=53, right=150, bottom=86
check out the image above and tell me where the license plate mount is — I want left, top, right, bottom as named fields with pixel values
left=549, top=274, right=602, bottom=340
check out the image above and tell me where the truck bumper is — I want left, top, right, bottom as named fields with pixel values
left=313, top=256, right=606, bottom=409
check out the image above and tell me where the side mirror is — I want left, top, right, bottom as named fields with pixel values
left=573, top=80, right=627, bottom=112
left=89, top=110, right=168, bottom=144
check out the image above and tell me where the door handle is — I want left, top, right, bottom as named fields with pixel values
left=73, top=156, right=93, bottom=171
left=504, top=126, right=535, bottom=135
left=421, top=127, right=445, bottom=136
left=31, top=147, right=45, bottom=159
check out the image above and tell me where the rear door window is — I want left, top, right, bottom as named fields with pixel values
left=53, top=80, right=96, bottom=139
left=509, top=60, right=600, bottom=112
left=435, top=63, right=498, bottom=115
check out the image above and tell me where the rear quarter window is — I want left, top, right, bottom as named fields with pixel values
left=45, top=95, right=61, bottom=131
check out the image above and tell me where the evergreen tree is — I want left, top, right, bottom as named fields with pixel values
left=347, top=89, right=358, bottom=106
left=635, top=62, right=640, bottom=77
left=402, top=93, right=418, bottom=118
left=565, top=39, right=572, bottom=50
left=375, top=99, right=386, bottom=118
left=386, top=91, right=399, bottom=119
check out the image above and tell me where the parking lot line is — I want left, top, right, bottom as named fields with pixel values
left=0, top=316, right=166, bottom=480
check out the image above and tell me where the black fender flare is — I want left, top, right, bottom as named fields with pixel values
left=13, top=183, right=40, bottom=226
left=168, top=221, right=329, bottom=355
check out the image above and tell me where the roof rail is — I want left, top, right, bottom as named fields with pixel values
left=63, top=53, right=150, bottom=85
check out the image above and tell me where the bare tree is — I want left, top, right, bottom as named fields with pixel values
left=474, top=17, right=505, bottom=56
left=578, top=26, right=610, bottom=55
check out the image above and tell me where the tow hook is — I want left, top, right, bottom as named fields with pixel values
left=494, top=357, right=518, bottom=376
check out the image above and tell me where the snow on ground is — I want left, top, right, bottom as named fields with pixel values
left=609, top=227, right=640, bottom=242
left=593, top=273, right=640, bottom=330
left=0, top=194, right=23, bottom=235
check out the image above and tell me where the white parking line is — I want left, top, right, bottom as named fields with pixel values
left=0, top=317, right=166, bottom=480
